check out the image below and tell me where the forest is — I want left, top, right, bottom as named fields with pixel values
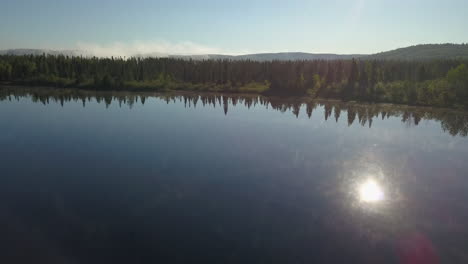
left=0, top=54, right=467, bottom=109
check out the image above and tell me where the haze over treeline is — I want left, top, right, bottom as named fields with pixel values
left=1, top=44, right=468, bottom=61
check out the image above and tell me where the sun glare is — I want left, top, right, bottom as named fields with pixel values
left=358, top=179, right=384, bottom=203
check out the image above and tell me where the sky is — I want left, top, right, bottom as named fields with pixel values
left=1, top=0, right=467, bottom=55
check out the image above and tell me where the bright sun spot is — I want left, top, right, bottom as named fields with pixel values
left=359, top=179, right=384, bottom=203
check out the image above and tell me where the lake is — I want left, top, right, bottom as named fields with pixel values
left=1, top=86, right=468, bottom=263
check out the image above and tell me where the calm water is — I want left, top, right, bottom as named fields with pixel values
left=1, top=87, right=468, bottom=264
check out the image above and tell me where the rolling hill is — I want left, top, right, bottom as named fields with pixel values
left=367, top=44, right=468, bottom=60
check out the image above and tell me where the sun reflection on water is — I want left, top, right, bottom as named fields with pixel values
left=358, top=179, right=385, bottom=203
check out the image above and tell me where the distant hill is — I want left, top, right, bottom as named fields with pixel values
left=366, top=44, right=468, bottom=60
left=1, top=44, right=468, bottom=60
left=0, top=50, right=365, bottom=60
left=0, top=49, right=84, bottom=57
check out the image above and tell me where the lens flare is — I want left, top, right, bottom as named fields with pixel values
left=359, top=179, right=384, bottom=202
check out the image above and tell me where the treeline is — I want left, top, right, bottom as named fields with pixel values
left=0, top=54, right=467, bottom=108
left=1, top=87, right=467, bottom=137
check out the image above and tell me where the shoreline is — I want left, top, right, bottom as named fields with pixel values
left=1, top=83, right=467, bottom=115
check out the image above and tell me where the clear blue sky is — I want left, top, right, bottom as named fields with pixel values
left=1, top=0, right=467, bottom=54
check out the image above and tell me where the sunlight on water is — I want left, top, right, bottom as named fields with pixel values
left=358, top=179, right=384, bottom=203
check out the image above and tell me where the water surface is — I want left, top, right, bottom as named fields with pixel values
left=1, top=87, right=468, bottom=263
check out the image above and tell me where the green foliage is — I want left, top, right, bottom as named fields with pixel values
left=0, top=60, right=12, bottom=80
left=238, top=81, right=270, bottom=93
left=446, top=64, right=468, bottom=106
left=447, top=64, right=468, bottom=83
left=13, top=59, right=37, bottom=79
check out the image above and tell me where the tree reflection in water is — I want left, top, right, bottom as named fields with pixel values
left=1, top=86, right=467, bottom=137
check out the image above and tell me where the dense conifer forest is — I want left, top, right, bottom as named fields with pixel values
left=0, top=54, right=467, bottom=108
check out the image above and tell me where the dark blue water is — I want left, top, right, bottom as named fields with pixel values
left=1, top=87, right=468, bottom=263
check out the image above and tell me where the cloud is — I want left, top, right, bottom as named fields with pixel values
left=75, top=40, right=241, bottom=57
